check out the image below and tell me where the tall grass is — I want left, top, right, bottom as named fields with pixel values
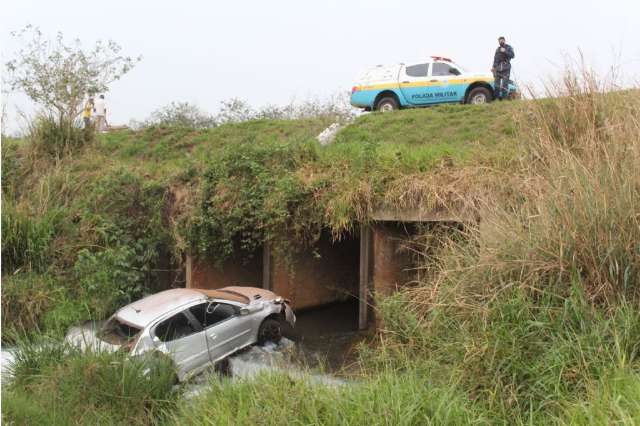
left=378, top=69, right=640, bottom=422
left=1, top=201, right=60, bottom=274
left=2, top=338, right=178, bottom=425
left=171, top=371, right=483, bottom=426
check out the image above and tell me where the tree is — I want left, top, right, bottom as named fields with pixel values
left=5, top=25, right=141, bottom=125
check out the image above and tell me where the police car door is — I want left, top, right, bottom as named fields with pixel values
left=430, top=62, right=461, bottom=102
left=399, top=63, right=432, bottom=106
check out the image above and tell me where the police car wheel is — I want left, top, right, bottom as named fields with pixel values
left=376, top=97, right=398, bottom=112
left=467, top=87, right=492, bottom=104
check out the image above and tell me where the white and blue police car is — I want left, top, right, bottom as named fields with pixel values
left=350, top=56, right=518, bottom=112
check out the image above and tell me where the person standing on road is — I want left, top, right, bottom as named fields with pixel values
left=93, top=94, right=107, bottom=132
left=491, top=36, right=515, bottom=100
left=82, top=97, right=94, bottom=129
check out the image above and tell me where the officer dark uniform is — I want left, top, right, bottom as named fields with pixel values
left=492, top=36, right=515, bottom=100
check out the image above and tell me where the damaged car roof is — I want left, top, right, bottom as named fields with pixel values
left=115, top=287, right=260, bottom=328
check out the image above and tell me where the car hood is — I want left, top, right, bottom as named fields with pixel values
left=65, top=321, right=121, bottom=353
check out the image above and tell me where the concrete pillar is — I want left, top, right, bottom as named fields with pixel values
left=262, top=244, right=271, bottom=290
left=359, top=224, right=372, bottom=330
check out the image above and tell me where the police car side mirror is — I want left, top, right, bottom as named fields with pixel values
left=449, top=68, right=461, bottom=76
left=240, top=308, right=250, bottom=316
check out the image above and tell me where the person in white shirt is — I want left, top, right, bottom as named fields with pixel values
left=93, top=94, right=108, bottom=132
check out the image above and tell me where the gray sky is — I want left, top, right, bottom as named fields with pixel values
left=2, top=0, right=639, bottom=133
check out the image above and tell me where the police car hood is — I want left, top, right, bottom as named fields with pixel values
left=462, top=71, right=494, bottom=80
left=356, top=64, right=402, bottom=84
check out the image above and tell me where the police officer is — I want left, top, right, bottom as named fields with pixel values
left=491, top=36, right=515, bottom=100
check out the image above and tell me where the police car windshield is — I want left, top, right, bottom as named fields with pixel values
left=447, top=62, right=466, bottom=72
left=455, top=63, right=467, bottom=72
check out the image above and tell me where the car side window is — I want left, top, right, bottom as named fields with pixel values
left=189, top=302, right=238, bottom=328
left=405, top=63, right=429, bottom=77
left=432, top=62, right=459, bottom=76
left=154, top=313, right=199, bottom=342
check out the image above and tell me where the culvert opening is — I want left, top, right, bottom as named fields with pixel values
left=271, top=228, right=361, bottom=320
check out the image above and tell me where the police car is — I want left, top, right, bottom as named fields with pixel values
left=350, top=56, right=518, bottom=111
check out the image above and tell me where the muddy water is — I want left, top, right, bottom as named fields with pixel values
left=284, top=300, right=368, bottom=373
left=186, top=301, right=367, bottom=397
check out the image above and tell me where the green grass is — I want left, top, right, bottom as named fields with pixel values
left=2, top=339, right=178, bottom=425
left=170, top=370, right=483, bottom=426
left=560, top=369, right=640, bottom=425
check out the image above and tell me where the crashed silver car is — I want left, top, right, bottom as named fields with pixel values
left=66, top=286, right=295, bottom=381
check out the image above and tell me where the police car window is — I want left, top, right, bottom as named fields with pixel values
left=405, top=63, right=429, bottom=77
left=154, top=313, right=199, bottom=342
left=189, top=302, right=238, bottom=328
left=432, top=62, right=459, bottom=76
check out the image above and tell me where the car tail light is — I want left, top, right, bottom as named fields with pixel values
left=351, top=86, right=359, bottom=94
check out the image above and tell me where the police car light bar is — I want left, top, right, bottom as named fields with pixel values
left=431, top=56, right=452, bottom=62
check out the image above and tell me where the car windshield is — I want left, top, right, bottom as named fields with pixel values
left=99, top=318, right=142, bottom=345
left=450, top=62, right=466, bottom=73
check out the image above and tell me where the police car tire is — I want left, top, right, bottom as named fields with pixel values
left=466, top=87, right=492, bottom=104
left=376, top=97, right=399, bottom=112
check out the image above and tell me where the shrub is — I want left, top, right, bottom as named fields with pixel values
left=187, top=137, right=322, bottom=261
left=139, top=101, right=217, bottom=129
left=73, top=246, right=145, bottom=319
left=28, top=115, right=93, bottom=157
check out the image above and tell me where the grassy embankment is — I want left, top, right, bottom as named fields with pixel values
left=1, top=101, right=515, bottom=341
left=2, top=78, right=639, bottom=424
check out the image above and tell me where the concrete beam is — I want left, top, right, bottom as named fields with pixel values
left=359, top=224, right=372, bottom=330
left=371, top=206, right=472, bottom=223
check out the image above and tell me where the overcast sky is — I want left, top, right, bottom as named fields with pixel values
left=2, top=0, right=639, bottom=133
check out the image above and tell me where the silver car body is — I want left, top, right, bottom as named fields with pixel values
left=67, top=286, right=295, bottom=381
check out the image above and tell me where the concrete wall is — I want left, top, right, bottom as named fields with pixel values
left=371, top=222, right=417, bottom=298
left=186, top=234, right=360, bottom=311
left=270, top=233, right=360, bottom=310
left=187, top=248, right=263, bottom=290
left=185, top=223, right=424, bottom=327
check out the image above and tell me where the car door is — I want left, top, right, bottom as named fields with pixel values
left=190, top=302, right=255, bottom=361
left=430, top=62, right=463, bottom=102
left=152, top=311, right=209, bottom=379
left=399, top=63, right=433, bottom=106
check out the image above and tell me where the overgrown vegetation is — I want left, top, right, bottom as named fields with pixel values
left=2, top=67, right=639, bottom=424
left=2, top=94, right=516, bottom=344
left=364, top=72, right=640, bottom=423
left=2, top=338, right=177, bottom=425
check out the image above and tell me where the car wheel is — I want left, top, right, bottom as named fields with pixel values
left=376, top=96, right=399, bottom=112
left=257, top=318, right=282, bottom=345
left=466, top=87, right=492, bottom=104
